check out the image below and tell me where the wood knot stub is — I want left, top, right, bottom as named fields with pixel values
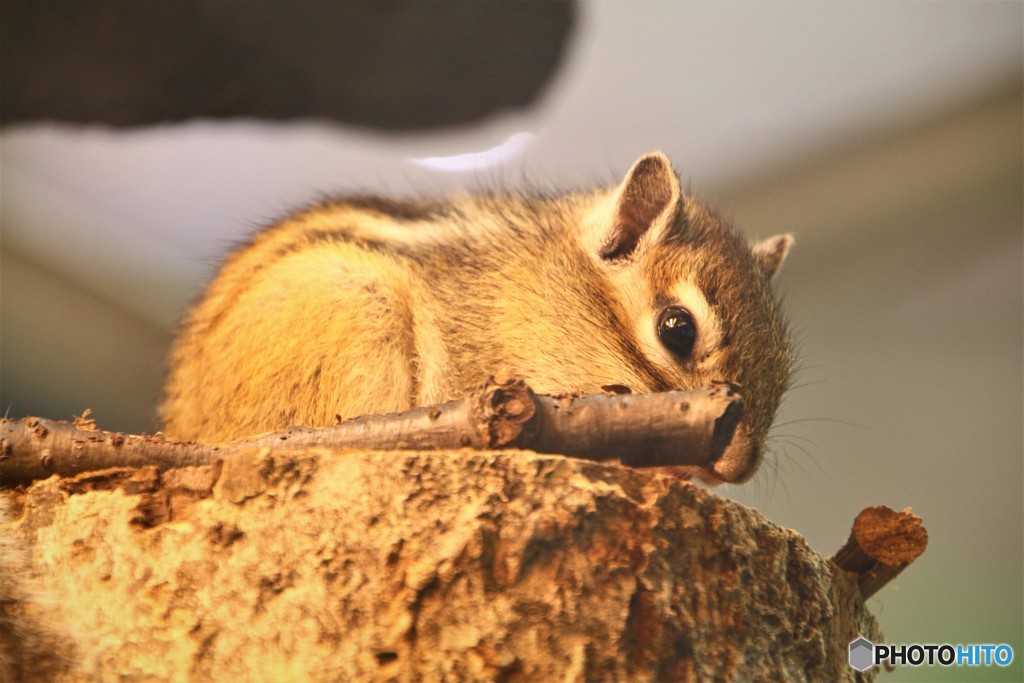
left=473, top=376, right=542, bottom=448
left=831, top=505, right=928, bottom=600
left=852, top=505, right=928, bottom=566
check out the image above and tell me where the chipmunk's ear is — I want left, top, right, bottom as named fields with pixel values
left=752, top=234, right=793, bottom=278
left=599, top=152, right=682, bottom=261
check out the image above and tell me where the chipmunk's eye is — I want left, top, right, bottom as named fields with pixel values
left=657, top=306, right=697, bottom=359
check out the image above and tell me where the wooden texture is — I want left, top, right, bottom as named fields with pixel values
left=0, top=382, right=742, bottom=486
left=2, top=449, right=882, bottom=682
left=831, top=505, right=928, bottom=600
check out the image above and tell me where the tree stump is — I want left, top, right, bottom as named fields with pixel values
left=1, top=449, right=883, bottom=682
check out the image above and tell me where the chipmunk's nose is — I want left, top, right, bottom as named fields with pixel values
left=708, top=428, right=762, bottom=483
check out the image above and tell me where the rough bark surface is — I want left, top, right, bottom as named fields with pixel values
left=1, top=449, right=882, bottom=682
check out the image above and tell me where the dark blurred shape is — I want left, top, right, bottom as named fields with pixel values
left=1, top=0, right=576, bottom=129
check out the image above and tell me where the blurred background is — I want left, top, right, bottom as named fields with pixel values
left=1, top=2, right=1021, bottom=679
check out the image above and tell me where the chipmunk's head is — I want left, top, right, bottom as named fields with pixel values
left=573, top=152, right=794, bottom=483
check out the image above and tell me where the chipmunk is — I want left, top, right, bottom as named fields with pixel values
left=160, top=152, right=793, bottom=483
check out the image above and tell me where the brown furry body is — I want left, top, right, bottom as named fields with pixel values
left=161, top=153, right=793, bottom=483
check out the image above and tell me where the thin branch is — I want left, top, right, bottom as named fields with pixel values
left=0, top=378, right=744, bottom=486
